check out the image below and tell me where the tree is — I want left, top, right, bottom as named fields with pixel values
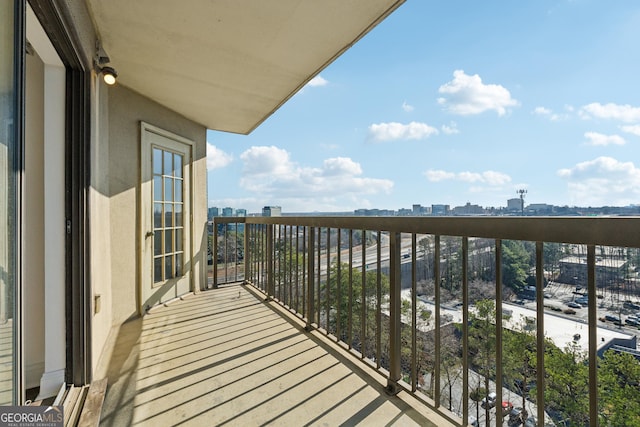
left=503, top=325, right=538, bottom=422
left=544, top=342, right=589, bottom=425
left=502, top=240, right=532, bottom=292
left=325, top=263, right=389, bottom=360
left=469, top=383, right=487, bottom=424
left=468, top=299, right=497, bottom=427
left=598, top=350, right=640, bottom=426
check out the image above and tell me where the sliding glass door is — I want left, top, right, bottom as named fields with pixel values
left=0, top=0, right=23, bottom=405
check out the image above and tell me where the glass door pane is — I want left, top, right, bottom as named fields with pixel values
left=0, top=0, right=21, bottom=405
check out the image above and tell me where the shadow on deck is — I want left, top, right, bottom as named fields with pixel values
left=100, top=283, right=454, bottom=426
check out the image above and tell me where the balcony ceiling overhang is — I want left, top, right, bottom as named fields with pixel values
left=86, top=0, right=405, bottom=134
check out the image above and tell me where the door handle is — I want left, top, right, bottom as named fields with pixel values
left=146, top=231, right=154, bottom=238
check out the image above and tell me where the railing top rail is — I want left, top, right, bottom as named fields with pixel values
left=213, top=216, right=640, bottom=247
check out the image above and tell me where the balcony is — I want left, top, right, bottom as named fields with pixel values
left=99, top=278, right=453, bottom=426
left=103, top=216, right=640, bottom=426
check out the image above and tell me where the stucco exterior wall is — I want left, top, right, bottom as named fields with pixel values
left=90, top=75, right=114, bottom=375
left=107, top=84, right=206, bottom=324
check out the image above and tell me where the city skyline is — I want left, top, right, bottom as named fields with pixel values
left=206, top=1, right=640, bottom=213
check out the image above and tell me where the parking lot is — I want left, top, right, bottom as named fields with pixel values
left=519, top=281, right=640, bottom=340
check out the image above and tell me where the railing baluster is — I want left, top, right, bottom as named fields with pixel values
left=302, top=226, right=306, bottom=318
left=327, top=227, right=332, bottom=335
left=305, top=226, right=315, bottom=331
left=587, top=244, right=598, bottom=426
left=495, top=238, right=503, bottom=422
left=213, top=220, right=218, bottom=288
left=317, top=227, right=322, bottom=327
left=235, top=221, right=238, bottom=281
left=461, top=237, right=469, bottom=426
left=361, top=229, right=366, bottom=359
left=434, top=235, right=441, bottom=407
left=295, top=225, right=300, bottom=313
left=376, top=231, right=382, bottom=370
left=243, top=223, right=249, bottom=284
left=266, top=224, right=274, bottom=300
left=536, top=241, right=546, bottom=424
left=411, top=233, right=417, bottom=392
left=387, top=231, right=401, bottom=395
left=337, top=228, right=342, bottom=342
left=348, top=229, right=353, bottom=349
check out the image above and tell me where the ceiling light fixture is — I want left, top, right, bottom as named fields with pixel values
left=95, top=40, right=118, bottom=85
left=100, top=66, right=118, bottom=85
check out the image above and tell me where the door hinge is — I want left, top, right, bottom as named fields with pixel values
left=66, top=219, right=72, bottom=234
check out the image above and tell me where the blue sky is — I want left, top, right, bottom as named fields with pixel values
left=206, top=0, right=640, bottom=214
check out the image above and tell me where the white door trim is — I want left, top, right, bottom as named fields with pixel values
left=139, top=122, right=195, bottom=314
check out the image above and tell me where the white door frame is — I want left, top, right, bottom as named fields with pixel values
left=139, top=122, right=194, bottom=314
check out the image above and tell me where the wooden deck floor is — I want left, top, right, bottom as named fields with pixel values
left=100, top=283, right=455, bottom=426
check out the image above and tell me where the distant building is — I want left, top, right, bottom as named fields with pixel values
left=452, top=202, right=485, bottom=216
left=208, top=207, right=219, bottom=220
left=412, top=204, right=430, bottom=215
left=354, top=208, right=394, bottom=216
left=558, top=255, right=628, bottom=288
left=507, top=198, right=521, bottom=211
left=526, top=203, right=553, bottom=214
left=397, top=208, right=412, bottom=216
left=262, top=206, right=282, bottom=217
left=431, top=204, right=450, bottom=216
left=222, top=207, right=234, bottom=217
left=236, top=209, right=247, bottom=217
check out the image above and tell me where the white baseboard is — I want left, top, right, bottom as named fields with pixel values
left=25, top=361, right=44, bottom=390
left=36, top=368, right=65, bottom=400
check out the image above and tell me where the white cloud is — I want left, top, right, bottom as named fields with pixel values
left=621, top=125, right=640, bottom=136
left=584, top=132, right=625, bottom=146
left=532, top=106, right=566, bottom=121
left=206, top=143, right=233, bottom=170
left=402, top=101, right=415, bottom=112
left=533, top=106, right=552, bottom=115
left=238, top=146, right=393, bottom=201
left=437, top=70, right=518, bottom=116
left=558, top=157, right=640, bottom=206
left=425, top=169, right=511, bottom=185
left=579, top=102, right=640, bottom=123
left=322, top=157, right=362, bottom=176
left=441, top=122, right=460, bottom=135
left=306, top=75, right=328, bottom=87
left=240, top=145, right=291, bottom=176
left=368, top=121, right=439, bottom=142
left=424, top=170, right=455, bottom=182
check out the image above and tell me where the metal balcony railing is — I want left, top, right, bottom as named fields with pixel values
left=209, top=216, right=640, bottom=427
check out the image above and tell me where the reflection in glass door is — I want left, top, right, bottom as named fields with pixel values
left=1, top=0, right=22, bottom=405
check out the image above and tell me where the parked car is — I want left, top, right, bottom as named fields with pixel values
left=514, top=379, right=535, bottom=392
left=575, top=297, right=588, bottom=305
left=524, top=416, right=537, bottom=427
left=605, top=314, right=621, bottom=322
left=566, top=301, right=582, bottom=309
left=480, top=391, right=497, bottom=409
left=508, top=407, right=524, bottom=425
left=502, top=401, right=514, bottom=414
left=626, top=318, right=639, bottom=326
